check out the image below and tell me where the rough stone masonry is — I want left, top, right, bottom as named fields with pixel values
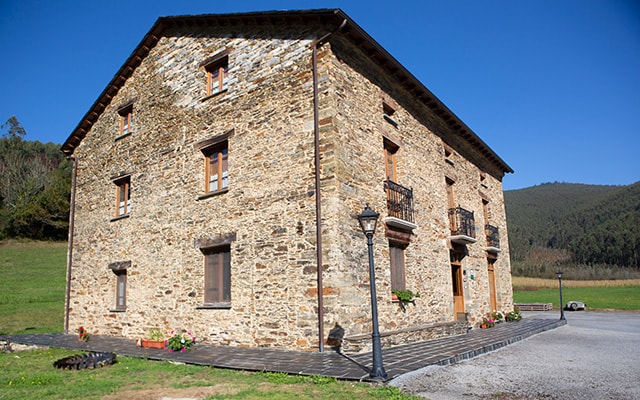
left=63, top=10, right=514, bottom=351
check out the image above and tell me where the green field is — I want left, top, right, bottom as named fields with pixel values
left=513, top=286, right=640, bottom=310
left=0, top=241, right=67, bottom=335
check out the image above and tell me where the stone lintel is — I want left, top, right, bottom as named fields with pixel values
left=196, top=232, right=237, bottom=251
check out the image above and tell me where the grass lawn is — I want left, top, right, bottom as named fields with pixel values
left=0, top=241, right=67, bottom=335
left=0, top=347, right=416, bottom=400
left=512, top=277, right=640, bottom=310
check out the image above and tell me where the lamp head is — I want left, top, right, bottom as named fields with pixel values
left=357, top=204, right=379, bottom=236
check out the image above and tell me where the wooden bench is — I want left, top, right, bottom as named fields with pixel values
left=514, top=303, right=553, bottom=311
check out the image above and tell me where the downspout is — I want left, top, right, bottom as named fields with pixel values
left=312, top=18, right=347, bottom=353
left=64, top=155, right=78, bottom=334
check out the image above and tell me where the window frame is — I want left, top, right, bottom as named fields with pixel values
left=115, top=271, right=127, bottom=311
left=389, top=241, right=407, bottom=292
left=383, top=102, right=399, bottom=127
left=195, top=130, right=233, bottom=200
left=203, top=141, right=229, bottom=194
left=113, top=176, right=131, bottom=218
left=109, top=261, right=130, bottom=312
left=383, top=138, right=399, bottom=182
left=202, top=245, right=231, bottom=307
left=202, top=51, right=231, bottom=98
left=117, top=103, right=134, bottom=138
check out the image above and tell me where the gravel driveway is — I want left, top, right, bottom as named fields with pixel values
left=390, top=311, right=640, bottom=400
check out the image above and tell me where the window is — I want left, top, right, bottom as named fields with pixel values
left=109, top=261, right=130, bottom=312
left=446, top=178, right=455, bottom=209
left=389, top=242, right=406, bottom=291
left=383, top=103, right=398, bottom=127
left=203, top=245, right=231, bottom=304
left=205, top=55, right=229, bottom=96
left=482, top=199, right=490, bottom=225
left=118, top=103, right=134, bottom=137
left=384, top=139, right=398, bottom=182
left=443, top=142, right=455, bottom=166
left=195, top=130, right=233, bottom=199
left=114, top=176, right=131, bottom=216
left=204, top=141, right=229, bottom=193
left=480, top=172, right=488, bottom=188
left=115, top=271, right=127, bottom=310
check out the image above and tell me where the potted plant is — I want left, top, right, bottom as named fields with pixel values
left=166, top=330, right=196, bottom=353
left=505, top=309, right=523, bottom=322
left=139, top=328, right=165, bottom=349
left=490, top=311, right=504, bottom=323
left=480, top=316, right=496, bottom=329
left=391, top=289, right=420, bottom=312
left=76, top=326, right=90, bottom=342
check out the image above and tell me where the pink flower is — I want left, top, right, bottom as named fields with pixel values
left=181, top=348, right=186, bottom=353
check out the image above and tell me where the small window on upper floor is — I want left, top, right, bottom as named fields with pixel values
left=480, top=172, right=488, bottom=188
left=384, top=138, right=399, bottom=182
left=204, top=141, right=229, bottom=194
left=383, top=102, right=398, bottom=127
left=195, top=130, right=233, bottom=200
left=204, top=55, right=229, bottom=97
left=114, top=176, right=131, bottom=217
left=117, top=103, right=134, bottom=138
left=443, top=143, right=455, bottom=166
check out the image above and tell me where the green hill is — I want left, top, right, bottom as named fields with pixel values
left=504, top=182, right=640, bottom=279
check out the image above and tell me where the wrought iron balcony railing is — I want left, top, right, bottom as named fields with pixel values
left=485, top=224, right=500, bottom=249
left=448, top=206, right=476, bottom=239
left=384, top=179, right=414, bottom=224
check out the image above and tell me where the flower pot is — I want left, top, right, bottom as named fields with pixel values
left=481, top=324, right=487, bottom=329
left=391, top=293, right=399, bottom=301
left=140, top=339, right=165, bottom=349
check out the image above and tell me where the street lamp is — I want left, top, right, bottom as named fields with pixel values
left=357, top=204, right=387, bottom=380
left=556, top=271, right=566, bottom=320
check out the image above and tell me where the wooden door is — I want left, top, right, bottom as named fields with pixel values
left=451, top=263, right=464, bottom=315
left=488, top=260, right=497, bottom=311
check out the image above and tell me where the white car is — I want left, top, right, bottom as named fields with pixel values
left=564, top=301, right=586, bottom=311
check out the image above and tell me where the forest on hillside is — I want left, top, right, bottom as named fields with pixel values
left=0, top=117, right=71, bottom=240
left=505, top=182, right=640, bottom=279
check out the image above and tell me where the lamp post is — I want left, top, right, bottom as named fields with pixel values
left=357, top=204, right=388, bottom=381
left=556, top=270, right=566, bottom=320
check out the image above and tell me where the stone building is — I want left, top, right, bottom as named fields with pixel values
left=61, top=9, right=514, bottom=352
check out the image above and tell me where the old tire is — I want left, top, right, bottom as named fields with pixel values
left=53, top=352, right=117, bottom=370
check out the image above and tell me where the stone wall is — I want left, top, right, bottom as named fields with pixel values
left=67, top=18, right=513, bottom=351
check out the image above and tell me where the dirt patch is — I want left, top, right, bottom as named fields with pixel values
left=102, top=384, right=239, bottom=400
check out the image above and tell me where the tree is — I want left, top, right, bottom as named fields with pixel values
left=0, top=116, right=70, bottom=240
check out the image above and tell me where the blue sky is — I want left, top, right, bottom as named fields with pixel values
left=1, top=0, right=638, bottom=190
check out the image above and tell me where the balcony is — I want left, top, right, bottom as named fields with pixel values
left=485, top=224, right=501, bottom=253
left=383, top=180, right=417, bottom=231
left=448, top=206, right=477, bottom=244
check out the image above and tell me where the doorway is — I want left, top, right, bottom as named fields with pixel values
left=450, top=251, right=465, bottom=319
left=488, top=259, right=497, bottom=311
